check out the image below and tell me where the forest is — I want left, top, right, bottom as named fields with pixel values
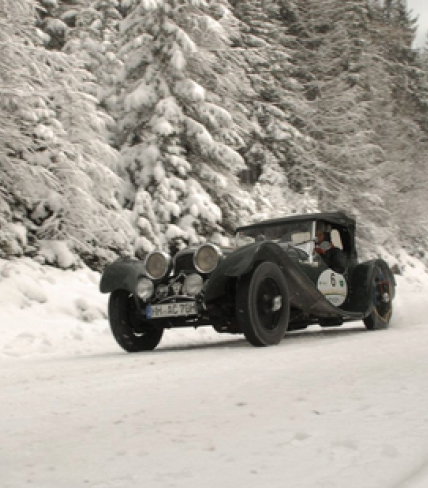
left=1, top=0, right=427, bottom=270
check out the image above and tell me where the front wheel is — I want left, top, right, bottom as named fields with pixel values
left=363, top=266, right=393, bottom=330
left=236, top=262, right=290, bottom=346
left=108, top=289, right=164, bottom=352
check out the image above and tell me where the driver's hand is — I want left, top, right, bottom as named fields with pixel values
left=315, top=241, right=331, bottom=254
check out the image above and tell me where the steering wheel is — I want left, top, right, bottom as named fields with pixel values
left=285, top=245, right=309, bottom=261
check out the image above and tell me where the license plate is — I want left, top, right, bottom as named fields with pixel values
left=146, top=302, right=198, bottom=319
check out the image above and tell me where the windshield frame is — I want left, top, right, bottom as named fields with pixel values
left=235, top=220, right=317, bottom=263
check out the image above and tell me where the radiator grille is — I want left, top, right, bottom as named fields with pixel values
left=174, top=252, right=196, bottom=273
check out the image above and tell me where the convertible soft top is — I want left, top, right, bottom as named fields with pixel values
left=236, top=211, right=356, bottom=232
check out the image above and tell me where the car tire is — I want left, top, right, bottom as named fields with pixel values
left=363, top=266, right=393, bottom=330
left=108, top=289, right=164, bottom=352
left=236, top=262, right=290, bottom=346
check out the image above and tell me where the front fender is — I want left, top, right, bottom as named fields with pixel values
left=204, top=243, right=280, bottom=302
left=205, top=242, right=310, bottom=304
left=99, top=258, right=146, bottom=294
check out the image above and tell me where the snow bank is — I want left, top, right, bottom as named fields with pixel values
left=0, top=258, right=111, bottom=358
left=0, top=258, right=231, bottom=358
left=391, top=251, right=428, bottom=328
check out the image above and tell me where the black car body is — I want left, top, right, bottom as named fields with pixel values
left=100, top=211, right=396, bottom=352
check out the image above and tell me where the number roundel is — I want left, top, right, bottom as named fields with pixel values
left=317, top=269, right=347, bottom=307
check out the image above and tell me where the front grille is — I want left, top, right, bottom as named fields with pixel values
left=174, top=252, right=196, bottom=273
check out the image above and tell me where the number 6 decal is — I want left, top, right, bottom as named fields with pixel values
left=317, top=270, right=347, bottom=306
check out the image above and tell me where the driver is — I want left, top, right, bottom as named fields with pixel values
left=315, top=222, right=347, bottom=274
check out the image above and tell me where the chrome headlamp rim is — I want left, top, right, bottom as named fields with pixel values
left=194, top=243, right=222, bottom=274
left=144, top=250, right=172, bottom=280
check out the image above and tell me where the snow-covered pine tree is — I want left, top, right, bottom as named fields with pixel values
left=230, top=0, right=320, bottom=219
left=113, top=0, right=254, bottom=255
left=36, top=0, right=123, bottom=110
left=61, top=1, right=123, bottom=105
left=287, top=0, right=394, bottom=245
left=367, top=1, right=428, bottom=255
left=372, top=0, right=418, bottom=117
left=0, top=0, right=132, bottom=268
left=35, top=0, right=71, bottom=50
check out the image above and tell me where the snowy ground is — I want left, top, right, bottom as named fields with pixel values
left=1, top=257, right=428, bottom=488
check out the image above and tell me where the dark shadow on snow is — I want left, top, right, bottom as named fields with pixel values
left=112, top=323, right=369, bottom=356
left=63, top=323, right=374, bottom=361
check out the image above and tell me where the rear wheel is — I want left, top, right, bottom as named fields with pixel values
left=236, top=262, right=290, bottom=346
left=363, top=266, right=393, bottom=330
left=108, top=289, right=164, bottom=352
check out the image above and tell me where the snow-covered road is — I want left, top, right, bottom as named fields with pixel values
left=1, top=257, right=428, bottom=488
left=2, top=324, right=428, bottom=488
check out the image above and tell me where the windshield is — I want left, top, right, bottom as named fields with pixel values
left=235, top=221, right=315, bottom=258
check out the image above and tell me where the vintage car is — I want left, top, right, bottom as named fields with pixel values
left=100, top=211, right=396, bottom=352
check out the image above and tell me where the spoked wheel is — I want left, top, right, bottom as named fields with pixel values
left=108, top=289, right=164, bottom=352
left=236, top=262, right=290, bottom=346
left=364, top=266, right=393, bottom=330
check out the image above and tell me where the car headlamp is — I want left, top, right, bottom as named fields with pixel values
left=136, top=278, right=154, bottom=302
left=144, top=251, right=171, bottom=280
left=194, top=243, right=222, bottom=274
left=183, top=273, right=204, bottom=296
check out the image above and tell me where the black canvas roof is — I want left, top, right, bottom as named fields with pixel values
left=236, top=211, right=356, bottom=232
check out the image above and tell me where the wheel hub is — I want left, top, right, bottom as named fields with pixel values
left=272, top=295, right=282, bottom=312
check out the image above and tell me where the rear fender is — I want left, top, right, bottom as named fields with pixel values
left=346, top=259, right=395, bottom=315
left=99, top=258, right=146, bottom=294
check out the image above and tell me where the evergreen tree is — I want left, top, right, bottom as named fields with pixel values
left=366, top=0, right=428, bottom=251
left=288, top=0, right=390, bottom=243
left=230, top=0, right=320, bottom=218
left=372, top=0, right=418, bottom=116
left=62, top=1, right=123, bottom=104
left=0, top=0, right=132, bottom=267
left=36, top=0, right=123, bottom=109
left=113, top=0, right=254, bottom=255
